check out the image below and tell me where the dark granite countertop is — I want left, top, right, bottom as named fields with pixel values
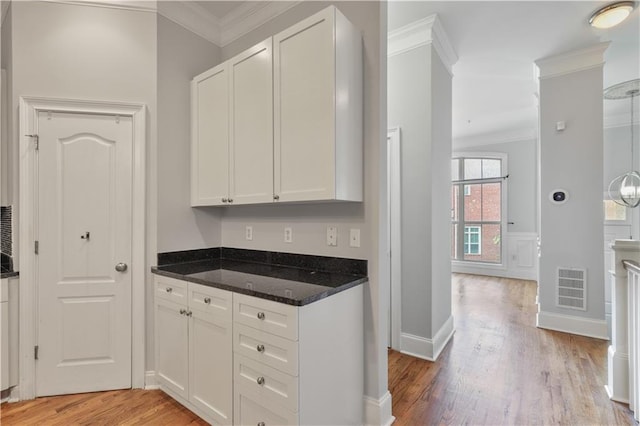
left=151, top=249, right=367, bottom=306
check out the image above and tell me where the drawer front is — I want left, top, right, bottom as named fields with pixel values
left=234, top=293, right=298, bottom=341
left=189, top=283, right=232, bottom=319
left=235, top=390, right=298, bottom=426
left=155, top=275, right=188, bottom=304
left=235, top=354, right=298, bottom=413
left=234, top=323, right=298, bottom=376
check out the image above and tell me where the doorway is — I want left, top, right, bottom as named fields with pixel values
left=19, top=97, right=147, bottom=399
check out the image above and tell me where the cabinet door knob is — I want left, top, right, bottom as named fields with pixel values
left=165, top=287, right=173, bottom=293
left=204, top=297, right=211, bottom=304
left=257, top=422, right=266, bottom=426
left=228, top=198, right=233, bottom=203
left=257, top=312, right=265, bottom=320
left=186, top=310, right=192, bottom=317
left=257, top=376, right=265, bottom=386
left=273, top=194, right=279, bottom=201
left=179, top=309, right=186, bottom=315
left=222, top=198, right=228, bottom=203
left=256, top=344, right=265, bottom=353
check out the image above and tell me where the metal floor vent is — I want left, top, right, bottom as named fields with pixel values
left=557, top=267, right=586, bottom=310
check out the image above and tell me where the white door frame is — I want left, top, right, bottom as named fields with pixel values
left=18, top=96, right=147, bottom=400
left=387, top=127, right=402, bottom=350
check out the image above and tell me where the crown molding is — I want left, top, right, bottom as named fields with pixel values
left=453, top=128, right=537, bottom=149
left=2, top=1, right=10, bottom=26
left=157, top=1, right=221, bottom=45
left=388, top=14, right=458, bottom=74
left=39, top=0, right=156, bottom=13
left=219, top=1, right=301, bottom=46
left=535, top=42, right=610, bottom=79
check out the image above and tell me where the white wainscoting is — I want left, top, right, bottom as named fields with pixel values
left=452, top=232, right=538, bottom=281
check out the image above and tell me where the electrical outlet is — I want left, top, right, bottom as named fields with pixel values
left=327, top=226, right=337, bottom=246
left=349, top=228, right=360, bottom=247
left=284, top=227, right=293, bottom=243
left=245, top=226, right=253, bottom=241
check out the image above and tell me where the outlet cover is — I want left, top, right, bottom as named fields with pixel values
left=245, top=226, right=253, bottom=241
left=327, top=226, right=337, bottom=246
left=349, top=229, right=360, bottom=247
left=284, top=227, right=293, bottom=243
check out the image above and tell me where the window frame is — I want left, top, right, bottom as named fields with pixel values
left=464, top=225, right=481, bottom=255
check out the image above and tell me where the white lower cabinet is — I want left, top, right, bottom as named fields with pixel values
left=155, top=276, right=233, bottom=425
left=155, top=275, right=363, bottom=426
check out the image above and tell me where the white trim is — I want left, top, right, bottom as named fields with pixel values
left=219, top=1, right=302, bottom=46
left=388, top=14, right=458, bottom=74
left=453, top=129, right=537, bottom=150
left=535, top=42, right=610, bottom=79
left=387, top=127, right=402, bottom=351
left=606, top=346, right=630, bottom=403
left=536, top=310, right=608, bottom=340
left=363, top=391, right=395, bottom=426
left=157, top=1, right=221, bottom=47
left=39, top=0, right=156, bottom=13
left=144, top=371, right=159, bottom=390
left=1, top=0, right=10, bottom=26
left=18, top=96, right=146, bottom=400
left=400, top=316, right=455, bottom=362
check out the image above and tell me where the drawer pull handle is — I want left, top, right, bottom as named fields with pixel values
left=256, top=344, right=265, bottom=353
left=204, top=297, right=211, bottom=304
left=257, top=376, right=265, bottom=386
left=165, top=287, right=173, bottom=293
left=186, top=310, right=192, bottom=317
left=257, top=312, right=265, bottom=320
left=179, top=309, right=186, bottom=315
left=258, top=422, right=266, bottom=426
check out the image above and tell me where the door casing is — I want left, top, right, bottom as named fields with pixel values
left=19, top=96, right=147, bottom=400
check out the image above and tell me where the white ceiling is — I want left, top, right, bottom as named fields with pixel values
left=194, top=1, right=254, bottom=20
left=388, top=1, right=640, bottom=146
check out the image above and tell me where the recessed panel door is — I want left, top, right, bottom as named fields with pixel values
left=36, top=111, right=132, bottom=396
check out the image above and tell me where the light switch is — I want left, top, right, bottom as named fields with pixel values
left=349, top=229, right=360, bottom=248
left=327, top=226, right=337, bottom=246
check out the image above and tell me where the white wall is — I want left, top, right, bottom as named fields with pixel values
left=387, top=40, right=453, bottom=358
left=9, top=0, right=158, bottom=373
left=221, top=1, right=390, bottom=409
left=538, top=64, right=606, bottom=337
left=157, top=14, right=222, bottom=253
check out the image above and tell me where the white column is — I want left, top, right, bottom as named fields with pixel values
left=606, top=239, right=640, bottom=402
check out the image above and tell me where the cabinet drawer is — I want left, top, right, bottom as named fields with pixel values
left=235, top=354, right=298, bottom=413
left=155, top=276, right=188, bottom=304
left=189, top=283, right=232, bottom=319
left=235, top=390, right=298, bottom=426
left=234, top=293, right=298, bottom=341
left=234, top=323, right=298, bottom=376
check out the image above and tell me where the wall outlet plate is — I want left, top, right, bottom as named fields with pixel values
left=245, top=226, right=253, bottom=241
left=327, top=226, right=337, bottom=246
left=284, top=227, right=292, bottom=243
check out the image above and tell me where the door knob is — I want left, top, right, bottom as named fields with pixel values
left=115, top=263, right=128, bottom=272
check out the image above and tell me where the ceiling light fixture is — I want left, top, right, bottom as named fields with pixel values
left=589, top=1, right=635, bottom=29
left=606, top=79, right=640, bottom=208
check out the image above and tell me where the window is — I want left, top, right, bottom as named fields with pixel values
left=464, top=226, right=481, bottom=254
left=451, top=155, right=505, bottom=264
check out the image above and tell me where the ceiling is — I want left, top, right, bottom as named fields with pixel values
left=388, top=1, right=640, bottom=146
left=194, top=1, right=253, bottom=20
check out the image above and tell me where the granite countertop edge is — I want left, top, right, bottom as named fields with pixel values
left=1, top=271, right=19, bottom=279
left=151, top=266, right=366, bottom=307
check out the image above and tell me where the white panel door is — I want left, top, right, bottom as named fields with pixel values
left=191, top=63, right=229, bottom=206
left=274, top=8, right=336, bottom=202
left=36, top=111, right=132, bottom=396
left=229, top=39, right=274, bottom=205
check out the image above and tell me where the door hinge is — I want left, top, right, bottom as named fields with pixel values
left=34, top=345, right=39, bottom=360
left=25, top=134, right=39, bottom=151
left=35, top=240, right=39, bottom=255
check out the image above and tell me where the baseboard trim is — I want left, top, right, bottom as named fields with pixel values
left=364, top=391, right=395, bottom=426
left=452, top=264, right=537, bottom=281
left=400, top=316, right=455, bottom=362
left=144, top=371, right=159, bottom=390
left=607, top=346, right=630, bottom=403
left=536, top=310, right=609, bottom=340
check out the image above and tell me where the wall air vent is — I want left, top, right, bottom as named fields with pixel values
left=557, top=267, right=586, bottom=310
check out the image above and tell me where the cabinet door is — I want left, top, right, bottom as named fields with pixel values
left=191, top=63, right=229, bottom=206
left=229, top=39, right=274, bottom=205
left=189, top=300, right=233, bottom=425
left=274, top=8, right=336, bottom=202
left=235, top=390, right=298, bottom=426
left=156, top=298, right=189, bottom=400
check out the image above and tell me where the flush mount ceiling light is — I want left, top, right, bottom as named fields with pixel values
left=606, top=79, right=640, bottom=208
left=589, top=1, right=635, bottom=29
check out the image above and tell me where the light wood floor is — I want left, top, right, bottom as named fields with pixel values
left=1, top=274, right=635, bottom=425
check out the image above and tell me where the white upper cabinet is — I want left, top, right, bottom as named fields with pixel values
left=274, top=6, right=363, bottom=203
left=191, top=6, right=362, bottom=206
left=191, top=63, right=229, bottom=206
left=229, top=39, right=274, bottom=205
